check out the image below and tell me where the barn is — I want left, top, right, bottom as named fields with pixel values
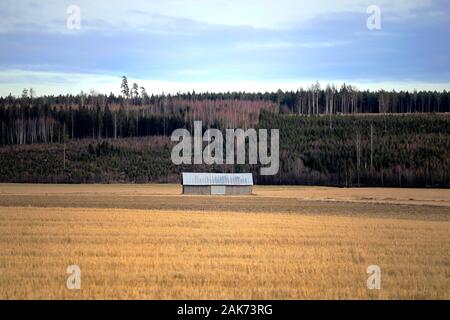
left=182, top=172, right=253, bottom=195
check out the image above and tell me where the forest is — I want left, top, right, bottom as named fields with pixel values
left=0, top=79, right=449, bottom=187
left=258, top=111, right=450, bottom=187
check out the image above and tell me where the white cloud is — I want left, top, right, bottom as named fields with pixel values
left=177, top=69, right=211, bottom=76
left=0, top=0, right=433, bottom=33
left=0, top=69, right=120, bottom=96
left=1, top=69, right=448, bottom=97
left=234, top=40, right=349, bottom=51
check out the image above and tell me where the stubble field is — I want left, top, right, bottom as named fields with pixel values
left=0, top=184, right=449, bottom=299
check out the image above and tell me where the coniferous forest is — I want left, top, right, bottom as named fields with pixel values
left=1, top=81, right=449, bottom=187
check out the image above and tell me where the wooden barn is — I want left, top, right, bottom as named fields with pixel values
left=182, top=172, right=253, bottom=195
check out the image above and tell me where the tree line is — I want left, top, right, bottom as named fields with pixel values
left=1, top=80, right=449, bottom=146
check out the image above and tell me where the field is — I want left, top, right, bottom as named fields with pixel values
left=0, top=184, right=449, bottom=299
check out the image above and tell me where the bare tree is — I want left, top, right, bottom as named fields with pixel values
left=356, top=131, right=361, bottom=186
left=370, top=123, right=374, bottom=172
left=140, top=87, right=149, bottom=105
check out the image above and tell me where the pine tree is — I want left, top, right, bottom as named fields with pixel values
left=120, top=76, right=130, bottom=99
left=132, top=83, right=139, bottom=105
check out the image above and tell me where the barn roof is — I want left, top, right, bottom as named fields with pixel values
left=182, top=172, right=253, bottom=186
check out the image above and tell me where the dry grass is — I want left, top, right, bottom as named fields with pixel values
left=1, top=184, right=449, bottom=202
left=0, top=184, right=449, bottom=299
left=1, top=183, right=449, bottom=207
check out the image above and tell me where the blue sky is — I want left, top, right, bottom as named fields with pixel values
left=0, top=0, right=449, bottom=96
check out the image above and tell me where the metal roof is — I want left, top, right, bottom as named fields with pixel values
left=182, top=172, right=253, bottom=186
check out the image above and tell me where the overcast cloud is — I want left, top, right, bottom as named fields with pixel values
left=0, top=0, right=449, bottom=96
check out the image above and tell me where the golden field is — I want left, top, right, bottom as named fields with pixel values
left=0, top=184, right=449, bottom=299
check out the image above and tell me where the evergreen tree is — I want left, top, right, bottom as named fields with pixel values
left=120, top=76, right=129, bottom=99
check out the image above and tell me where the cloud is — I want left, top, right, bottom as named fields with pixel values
left=234, top=40, right=350, bottom=51
left=0, top=0, right=434, bottom=33
left=0, top=69, right=120, bottom=96
left=177, top=69, right=211, bottom=76
left=0, top=1, right=448, bottom=95
left=1, top=69, right=449, bottom=97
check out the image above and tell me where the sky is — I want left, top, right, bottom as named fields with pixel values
left=0, top=0, right=449, bottom=96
